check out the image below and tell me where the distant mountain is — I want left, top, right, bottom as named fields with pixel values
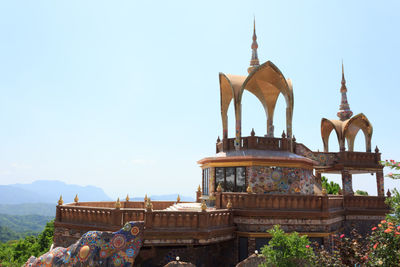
left=0, top=180, right=112, bottom=205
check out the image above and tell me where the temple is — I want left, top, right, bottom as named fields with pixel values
left=52, top=22, right=390, bottom=266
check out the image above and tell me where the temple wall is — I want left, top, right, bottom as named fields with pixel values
left=247, top=166, right=315, bottom=194
left=135, top=240, right=235, bottom=267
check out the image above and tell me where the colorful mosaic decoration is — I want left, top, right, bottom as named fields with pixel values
left=24, top=221, right=144, bottom=267
left=295, top=144, right=337, bottom=166
left=247, top=166, right=315, bottom=194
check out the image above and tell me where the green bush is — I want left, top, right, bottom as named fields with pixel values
left=0, top=220, right=54, bottom=266
left=259, top=225, right=313, bottom=267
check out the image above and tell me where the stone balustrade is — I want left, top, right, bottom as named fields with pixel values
left=56, top=202, right=233, bottom=232
left=216, top=136, right=291, bottom=153
left=66, top=201, right=181, bottom=210
left=214, top=192, right=388, bottom=214
left=145, top=210, right=232, bottom=230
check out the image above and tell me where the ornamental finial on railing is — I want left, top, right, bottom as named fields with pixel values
left=201, top=200, right=207, bottom=212
left=144, top=194, right=148, bottom=202
left=197, top=185, right=201, bottom=192
left=176, top=194, right=181, bottom=203
left=226, top=199, right=232, bottom=210
left=281, top=130, right=286, bottom=138
left=387, top=189, right=392, bottom=198
left=74, top=194, right=79, bottom=203
left=115, top=197, right=121, bottom=209
left=375, top=146, right=380, bottom=153
left=58, top=195, right=64, bottom=206
left=292, top=135, right=296, bottom=142
left=126, top=194, right=130, bottom=202
left=246, top=185, right=253, bottom=193
left=217, top=136, right=221, bottom=143
left=217, top=183, right=222, bottom=192
left=251, top=128, right=255, bottom=136
left=322, top=188, right=327, bottom=196
left=146, top=198, right=153, bottom=211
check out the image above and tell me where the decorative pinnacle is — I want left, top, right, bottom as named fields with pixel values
left=217, top=136, right=221, bottom=143
left=248, top=17, right=260, bottom=73
left=126, top=194, right=130, bottom=202
left=74, top=194, right=79, bottom=203
left=217, top=183, right=222, bottom=192
left=375, top=146, right=379, bottom=153
left=144, top=194, right=148, bottom=202
left=246, top=185, right=253, bottom=193
left=251, top=128, right=255, bottom=136
left=197, top=185, right=201, bottom=192
left=201, top=200, right=207, bottom=211
left=115, top=197, right=121, bottom=209
left=226, top=199, right=233, bottom=210
left=177, top=194, right=181, bottom=203
left=58, top=195, right=64, bottom=206
left=281, top=130, right=286, bottom=138
left=146, top=197, right=153, bottom=211
left=337, top=61, right=353, bottom=121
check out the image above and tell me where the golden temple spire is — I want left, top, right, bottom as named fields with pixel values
left=337, top=61, right=353, bottom=121
left=248, top=17, right=260, bottom=73
left=58, top=195, right=64, bottom=206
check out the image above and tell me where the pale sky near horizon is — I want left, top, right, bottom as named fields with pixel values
left=0, top=1, right=399, bottom=199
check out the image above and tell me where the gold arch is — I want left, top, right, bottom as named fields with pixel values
left=219, top=61, right=293, bottom=141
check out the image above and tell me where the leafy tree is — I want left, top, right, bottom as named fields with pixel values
left=260, top=225, right=313, bottom=267
left=0, top=220, right=54, bottom=266
left=321, top=176, right=341, bottom=195
left=355, top=190, right=369, bottom=196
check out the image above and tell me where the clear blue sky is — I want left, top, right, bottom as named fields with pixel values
left=0, top=1, right=399, bottom=199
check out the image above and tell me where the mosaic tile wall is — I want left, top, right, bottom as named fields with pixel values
left=247, top=166, right=315, bottom=194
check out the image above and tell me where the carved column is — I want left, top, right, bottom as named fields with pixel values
left=247, top=237, right=256, bottom=256
left=376, top=170, right=385, bottom=197
left=341, top=170, right=353, bottom=195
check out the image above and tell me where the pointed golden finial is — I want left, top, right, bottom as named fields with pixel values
left=115, top=197, right=121, bottom=209
left=126, top=194, right=130, bottom=202
left=146, top=198, right=153, bottom=211
left=177, top=194, right=181, bottom=203
left=58, top=195, right=64, bottom=206
left=74, top=194, right=79, bottom=203
left=197, top=185, right=201, bottom=192
left=217, top=183, right=222, bottom=192
left=322, top=188, right=327, bottom=196
left=144, top=194, right=148, bottom=202
left=246, top=185, right=253, bottom=193
left=226, top=199, right=233, bottom=210
left=201, top=200, right=207, bottom=211
left=248, top=16, right=260, bottom=74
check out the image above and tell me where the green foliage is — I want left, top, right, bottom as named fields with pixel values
left=355, top=190, right=369, bottom=196
left=321, top=176, right=341, bottom=195
left=386, top=188, right=400, bottom=222
left=0, top=213, right=53, bottom=233
left=0, top=220, right=54, bottom=266
left=368, top=220, right=400, bottom=266
left=259, top=225, right=313, bottom=267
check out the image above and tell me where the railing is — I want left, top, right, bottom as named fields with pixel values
left=67, top=201, right=180, bottom=210
left=337, top=151, right=381, bottom=167
left=56, top=204, right=233, bottom=231
left=57, top=206, right=116, bottom=226
left=216, top=136, right=291, bottom=153
left=344, top=196, right=388, bottom=210
left=145, top=210, right=232, bottom=230
left=214, top=192, right=388, bottom=214
left=216, top=192, right=326, bottom=211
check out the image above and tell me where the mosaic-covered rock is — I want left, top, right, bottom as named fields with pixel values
left=24, top=221, right=144, bottom=267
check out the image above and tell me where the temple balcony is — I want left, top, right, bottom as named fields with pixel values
left=216, top=135, right=293, bottom=153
